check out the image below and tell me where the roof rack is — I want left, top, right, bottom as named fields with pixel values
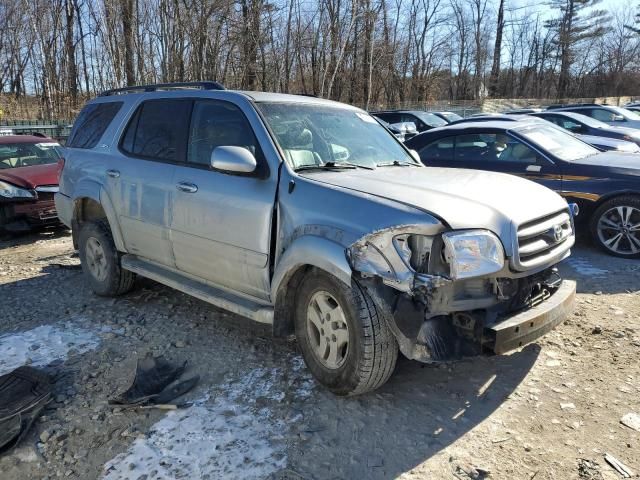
left=99, top=81, right=225, bottom=97
left=546, top=102, right=606, bottom=110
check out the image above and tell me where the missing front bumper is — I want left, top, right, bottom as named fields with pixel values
left=485, top=279, right=576, bottom=354
left=379, top=278, right=576, bottom=363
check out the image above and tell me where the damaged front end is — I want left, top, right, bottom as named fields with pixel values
left=347, top=225, right=575, bottom=363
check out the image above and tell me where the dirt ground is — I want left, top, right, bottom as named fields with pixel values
left=0, top=229, right=638, bottom=480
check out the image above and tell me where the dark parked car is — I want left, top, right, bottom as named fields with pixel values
left=530, top=111, right=640, bottom=148
left=431, top=111, right=463, bottom=123
left=371, top=110, right=448, bottom=132
left=405, top=121, right=640, bottom=258
left=452, top=114, right=639, bottom=153
left=0, top=135, right=63, bottom=233
left=547, top=104, right=640, bottom=129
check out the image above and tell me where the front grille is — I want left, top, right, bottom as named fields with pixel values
left=515, top=209, right=573, bottom=269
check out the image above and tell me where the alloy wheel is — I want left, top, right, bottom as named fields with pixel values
left=306, top=290, right=350, bottom=370
left=597, top=205, right=640, bottom=255
left=85, top=237, right=108, bottom=281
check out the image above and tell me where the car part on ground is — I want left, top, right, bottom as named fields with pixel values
left=57, top=84, right=576, bottom=395
left=0, top=366, right=52, bottom=454
left=109, top=356, right=199, bottom=407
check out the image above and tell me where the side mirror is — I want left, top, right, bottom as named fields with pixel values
left=211, top=146, right=257, bottom=173
left=409, top=149, right=421, bottom=162
left=613, top=114, right=625, bottom=122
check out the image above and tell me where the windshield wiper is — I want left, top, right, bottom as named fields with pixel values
left=377, top=160, right=420, bottom=167
left=294, top=161, right=375, bottom=172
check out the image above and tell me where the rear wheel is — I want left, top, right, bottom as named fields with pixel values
left=590, top=196, right=640, bottom=258
left=294, top=270, right=398, bottom=396
left=78, top=220, right=135, bottom=296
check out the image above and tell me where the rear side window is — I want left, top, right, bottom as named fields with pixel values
left=67, top=102, right=123, bottom=149
left=120, top=99, right=191, bottom=162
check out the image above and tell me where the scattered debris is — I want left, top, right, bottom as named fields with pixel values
left=109, top=356, right=198, bottom=408
left=620, top=413, right=640, bottom=432
left=592, top=326, right=603, bottom=334
left=578, top=459, right=603, bottom=480
left=0, top=366, right=52, bottom=454
left=560, top=402, right=576, bottom=410
left=603, top=453, right=633, bottom=478
left=453, top=462, right=491, bottom=479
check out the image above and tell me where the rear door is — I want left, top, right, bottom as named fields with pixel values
left=170, top=99, right=277, bottom=300
left=108, top=98, right=191, bottom=266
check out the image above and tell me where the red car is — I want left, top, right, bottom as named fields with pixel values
left=0, top=135, right=63, bottom=233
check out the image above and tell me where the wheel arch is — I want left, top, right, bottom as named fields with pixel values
left=71, top=183, right=125, bottom=251
left=271, top=236, right=353, bottom=337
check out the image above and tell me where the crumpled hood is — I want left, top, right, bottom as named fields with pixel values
left=302, top=167, right=569, bottom=250
left=0, top=163, right=59, bottom=189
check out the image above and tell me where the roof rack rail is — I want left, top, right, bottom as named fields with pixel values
left=546, top=102, right=605, bottom=110
left=99, top=81, right=225, bottom=97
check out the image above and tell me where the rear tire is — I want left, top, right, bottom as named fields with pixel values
left=590, top=195, right=640, bottom=258
left=294, top=269, right=398, bottom=396
left=78, top=220, right=135, bottom=296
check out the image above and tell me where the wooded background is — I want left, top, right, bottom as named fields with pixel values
left=1, top=0, right=639, bottom=119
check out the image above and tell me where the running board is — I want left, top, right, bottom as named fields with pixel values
left=121, top=255, right=274, bottom=325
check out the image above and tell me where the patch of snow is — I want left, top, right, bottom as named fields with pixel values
left=0, top=323, right=100, bottom=376
left=564, top=257, right=609, bottom=277
left=103, top=356, right=315, bottom=480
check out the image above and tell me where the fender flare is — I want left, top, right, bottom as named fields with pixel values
left=71, top=181, right=127, bottom=252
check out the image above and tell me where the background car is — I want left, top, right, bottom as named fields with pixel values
left=0, top=135, right=63, bottom=233
left=405, top=121, right=640, bottom=258
left=504, top=108, right=543, bottom=114
left=547, top=104, right=640, bottom=129
left=376, top=118, right=418, bottom=142
left=452, top=113, right=639, bottom=152
left=370, top=110, right=448, bottom=132
left=530, top=111, right=640, bottom=148
left=431, top=111, right=463, bottom=123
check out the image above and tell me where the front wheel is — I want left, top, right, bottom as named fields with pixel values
left=590, top=196, right=640, bottom=258
left=294, top=270, right=398, bottom=396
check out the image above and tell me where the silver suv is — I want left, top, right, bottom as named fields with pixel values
left=56, top=82, right=577, bottom=395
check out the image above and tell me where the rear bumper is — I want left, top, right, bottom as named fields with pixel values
left=485, top=279, right=576, bottom=354
left=54, top=192, right=73, bottom=228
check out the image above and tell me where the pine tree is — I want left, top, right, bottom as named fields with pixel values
left=544, top=0, right=610, bottom=98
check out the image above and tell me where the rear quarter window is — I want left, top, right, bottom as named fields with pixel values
left=67, top=102, right=123, bottom=149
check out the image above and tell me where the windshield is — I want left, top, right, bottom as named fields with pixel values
left=563, top=112, right=609, bottom=129
left=515, top=124, right=598, bottom=161
left=611, top=106, right=640, bottom=120
left=413, top=112, right=448, bottom=127
left=0, top=142, right=62, bottom=169
left=440, top=112, right=463, bottom=122
left=257, top=102, right=417, bottom=169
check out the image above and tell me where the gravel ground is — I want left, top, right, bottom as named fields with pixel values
left=0, top=230, right=638, bottom=480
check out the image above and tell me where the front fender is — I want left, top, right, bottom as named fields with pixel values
left=271, top=235, right=353, bottom=300
left=71, top=180, right=126, bottom=252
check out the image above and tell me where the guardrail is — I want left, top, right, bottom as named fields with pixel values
left=0, top=121, right=72, bottom=142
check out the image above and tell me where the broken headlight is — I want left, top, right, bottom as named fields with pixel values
left=394, top=234, right=433, bottom=273
left=442, top=230, right=504, bottom=279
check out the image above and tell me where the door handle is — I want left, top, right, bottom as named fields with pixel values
left=106, top=169, right=120, bottom=178
left=176, top=182, right=198, bottom=193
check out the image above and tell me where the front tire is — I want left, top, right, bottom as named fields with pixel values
left=590, top=196, right=640, bottom=258
left=294, top=270, right=398, bottom=396
left=78, top=220, right=135, bottom=296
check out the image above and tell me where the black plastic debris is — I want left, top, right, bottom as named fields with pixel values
left=109, top=356, right=199, bottom=408
left=0, top=366, right=52, bottom=453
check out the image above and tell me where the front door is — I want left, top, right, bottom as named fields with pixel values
left=170, top=99, right=278, bottom=300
